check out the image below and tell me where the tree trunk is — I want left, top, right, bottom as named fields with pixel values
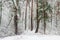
left=35, top=20, right=40, bottom=33
left=44, top=20, right=46, bottom=34
left=51, top=13, right=52, bottom=27
left=14, top=11, right=18, bottom=34
left=25, top=0, right=28, bottom=30
left=0, top=1, right=2, bottom=24
left=35, top=0, right=39, bottom=33
left=44, top=11, right=46, bottom=34
left=13, top=0, right=19, bottom=34
left=42, top=1, right=47, bottom=34
left=56, top=2, right=60, bottom=27
left=31, top=0, right=33, bottom=31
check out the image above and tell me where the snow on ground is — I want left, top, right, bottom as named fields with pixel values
left=22, top=30, right=41, bottom=35
left=1, top=35, right=60, bottom=40
left=0, top=30, right=60, bottom=40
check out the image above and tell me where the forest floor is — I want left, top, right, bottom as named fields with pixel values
left=0, top=30, right=60, bottom=40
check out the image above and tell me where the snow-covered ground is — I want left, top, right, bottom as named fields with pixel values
left=0, top=30, right=60, bottom=40
left=0, top=35, right=60, bottom=40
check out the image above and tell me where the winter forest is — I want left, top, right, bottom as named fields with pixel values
left=0, top=0, right=60, bottom=39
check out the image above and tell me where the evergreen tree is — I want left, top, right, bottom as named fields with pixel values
left=35, top=0, right=52, bottom=33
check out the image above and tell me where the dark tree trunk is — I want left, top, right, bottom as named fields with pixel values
left=14, top=5, right=18, bottom=34
left=25, top=0, right=28, bottom=30
left=31, top=0, right=33, bottom=31
left=14, top=0, right=19, bottom=34
left=35, top=21, right=40, bottom=33
left=35, top=0, right=39, bottom=33
left=14, top=14, right=18, bottom=34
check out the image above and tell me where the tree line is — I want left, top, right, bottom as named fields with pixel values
left=0, top=0, right=55, bottom=35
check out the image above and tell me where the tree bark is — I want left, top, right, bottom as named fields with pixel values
left=35, top=20, right=40, bottom=33
left=0, top=1, right=2, bottom=24
left=13, top=0, right=19, bottom=34
left=44, top=11, right=46, bottom=34
left=31, top=0, right=33, bottom=31
left=25, top=0, right=28, bottom=30
left=56, top=2, right=60, bottom=27
left=43, top=1, right=47, bottom=34
left=35, top=0, right=39, bottom=33
left=14, top=11, right=18, bottom=34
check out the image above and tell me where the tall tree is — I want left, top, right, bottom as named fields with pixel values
left=42, top=1, right=52, bottom=34
left=25, top=0, right=28, bottom=30
left=25, top=0, right=31, bottom=30
left=35, top=0, right=52, bottom=33
left=35, top=0, right=39, bottom=33
left=0, top=0, right=2, bottom=24
left=56, top=2, right=60, bottom=27
left=12, top=0, right=20, bottom=34
left=31, top=0, right=33, bottom=31
left=50, top=0, right=52, bottom=28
